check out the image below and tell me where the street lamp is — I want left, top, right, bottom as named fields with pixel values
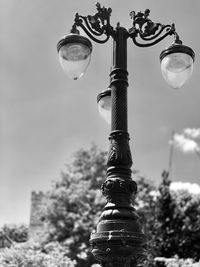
left=57, top=3, right=195, bottom=266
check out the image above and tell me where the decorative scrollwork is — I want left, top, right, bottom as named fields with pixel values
left=130, top=9, right=160, bottom=37
left=102, top=177, right=137, bottom=197
left=88, top=3, right=112, bottom=33
left=129, top=9, right=176, bottom=47
left=73, top=2, right=114, bottom=44
left=107, top=131, right=132, bottom=169
left=71, top=3, right=178, bottom=47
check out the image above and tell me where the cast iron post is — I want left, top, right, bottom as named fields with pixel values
left=90, top=25, right=146, bottom=267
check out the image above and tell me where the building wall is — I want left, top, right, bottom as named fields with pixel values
left=29, top=191, right=47, bottom=241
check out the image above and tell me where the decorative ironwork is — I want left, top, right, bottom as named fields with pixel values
left=129, top=9, right=176, bottom=47
left=70, top=3, right=179, bottom=48
left=88, top=3, right=112, bottom=33
left=107, top=131, right=132, bottom=169
left=102, top=177, right=137, bottom=198
left=72, top=2, right=114, bottom=43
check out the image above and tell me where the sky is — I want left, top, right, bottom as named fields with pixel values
left=1, top=0, right=200, bottom=226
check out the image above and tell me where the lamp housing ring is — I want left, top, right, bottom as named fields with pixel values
left=160, top=43, right=195, bottom=62
left=57, top=34, right=92, bottom=53
left=97, top=88, right=111, bottom=103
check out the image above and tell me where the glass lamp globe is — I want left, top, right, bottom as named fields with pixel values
left=57, top=34, right=92, bottom=80
left=160, top=44, right=195, bottom=89
left=97, top=88, right=111, bottom=124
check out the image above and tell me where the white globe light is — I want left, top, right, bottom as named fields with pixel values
left=57, top=34, right=92, bottom=80
left=97, top=89, right=111, bottom=124
left=160, top=44, right=195, bottom=89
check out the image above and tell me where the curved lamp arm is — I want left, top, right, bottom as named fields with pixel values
left=72, top=2, right=114, bottom=44
left=129, top=9, right=176, bottom=47
left=56, top=2, right=114, bottom=80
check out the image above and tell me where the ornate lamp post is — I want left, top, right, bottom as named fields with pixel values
left=57, top=3, right=195, bottom=266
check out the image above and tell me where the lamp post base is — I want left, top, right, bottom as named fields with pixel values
left=90, top=196, right=146, bottom=266
left=90, top=132, right=146, bottom=266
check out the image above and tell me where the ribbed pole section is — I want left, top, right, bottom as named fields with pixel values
left=111, top=26, right=128, bottom=132
left=107, top=26, right=131, bottom=178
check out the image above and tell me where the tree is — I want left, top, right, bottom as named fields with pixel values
left=43, top=144, right=107, bottom=267
left=152, top=171, right=177, bottom=258
left=171, top=189, right=200, bottom=260
left=147, top=170, right=200, bottom=262
left=1, top=224, right=28, bottom=243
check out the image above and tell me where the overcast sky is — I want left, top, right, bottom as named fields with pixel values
left=1, top=0, right=200, bottom=225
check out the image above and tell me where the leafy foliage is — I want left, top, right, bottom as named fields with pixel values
left=155, top=256, right=200, bottom=267
left=1, top=224, right=28, bottom=243
left=43, top=144, right=107, bottom=267
left=0, top=241, right=75, bottom=267
left=150, top=171, right=178, bottom=258
left=146, top=171, right=200, bottom=262
left=170, top=189, right=200, bottom=259
left=134, top=173, right=157, bottom=235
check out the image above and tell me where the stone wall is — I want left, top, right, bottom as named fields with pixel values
left=29, top=191, right=48, bottom=241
